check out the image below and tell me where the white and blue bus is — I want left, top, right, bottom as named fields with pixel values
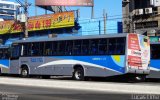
left=0, top=45, right=10, bottom=75
left=9, top=33, right=150, bottom=81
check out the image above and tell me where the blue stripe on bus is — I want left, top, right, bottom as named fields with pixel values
left=150, top=60, right=160, bottom=69
left=0, top=60, right=9, bottom=68
left=54, top=55, right=125, bottom=73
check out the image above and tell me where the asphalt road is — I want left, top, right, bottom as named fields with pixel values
left=0, top=84, right=134, bottom=100
left=0, top=76, right=160, bottom=100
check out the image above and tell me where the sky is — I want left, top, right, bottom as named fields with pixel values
left=9, top=0, right=122, bottom=19
left=9, top=0, right=122, bottom=34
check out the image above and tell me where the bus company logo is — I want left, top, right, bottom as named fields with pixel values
left=131, top=50, right=141, bottom=56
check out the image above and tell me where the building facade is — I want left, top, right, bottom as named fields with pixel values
left=122, top=0, right=160, bottom=36
left=0, top=0, right=20, bottom=20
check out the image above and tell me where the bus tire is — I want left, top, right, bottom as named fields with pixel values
left=73, top=67, right=84, bottom=81
left=128, top=75, right=146, bottom=82
left=21, top=67, right=29, bottom=78
left=42, top=75, right=50, bottom=79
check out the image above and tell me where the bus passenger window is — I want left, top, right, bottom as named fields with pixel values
left=44, top=42, right=52, bottom=56
left=57, top=41, right=66, bottom=55
left=81, top=40, right=89, bottom=55
left=11, top=44, right=21, bottom=58
left=108, top=38, right=116, bottom=55
left=31, top=43, right=39, bottom=56
left=0, top=49, right=3, bottom=59
left=73, top=40, right=82, bottom=55
left=116, top=38, right=125, bottom=55
left=65, top=41, right=73, bottom=56
left=90, top=39, right=99, bottom=55
left=98, top=39, right=108, bottom=55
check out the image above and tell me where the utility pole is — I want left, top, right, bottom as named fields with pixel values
left=103, top=9, right=107, bottom=34
left=91, top=0, right=94, bottom=19
left=24, top=0, right=28, bottom=38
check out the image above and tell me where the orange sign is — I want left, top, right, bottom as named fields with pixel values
left=0, top=11, right=75, bottom=34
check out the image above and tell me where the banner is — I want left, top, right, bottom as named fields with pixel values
left=0, top=11, right=75, bottom=34
left=35, top=0, right=94, bottom=6
left=127, top=34, right=150, bottom=69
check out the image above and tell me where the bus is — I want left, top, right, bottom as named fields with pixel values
left=9, top=33, right=150, bottom=81
left=148, top=41, right=160, bottom=79
left=0, top=45, right=10, bottom=75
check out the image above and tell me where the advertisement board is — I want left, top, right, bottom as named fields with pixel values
left=0, top=11, right=75, bottom=34
left=35, top=0, right=94, bottom=6
left=127, top=34, right=150, bottom=69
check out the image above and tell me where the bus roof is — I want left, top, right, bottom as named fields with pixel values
left=13, top=33, right=129, bottom=44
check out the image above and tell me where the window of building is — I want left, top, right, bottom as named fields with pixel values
left=134, top=0, right=151, bottom=9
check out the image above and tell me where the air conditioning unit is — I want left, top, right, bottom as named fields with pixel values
left=135, top=9, right=143, bottom=15
left=132, top=10, right=136, bottom=16
left=145, top=8, right=152, bottom=14
left=17, top=14, right=26, bottom=22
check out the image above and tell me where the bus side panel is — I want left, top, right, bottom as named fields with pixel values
left=9, top=60, right=20, bottom=74
left=0, top=59, right=9, bottom=74
left=147, top=60, right=160, bottom=78
left=18, top=57, right=73, bottom=76
left=11, top=55, right=126, bottom=77
left=52, top=56, right=125, bottom=77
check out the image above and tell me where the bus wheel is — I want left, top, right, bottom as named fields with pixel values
left=73, top=67, right=84, bottom=81
left=135, top=76, right=146, bottom=82
left=129, top=76, right=146, bottom=82
left=21, top=67, right=29, bottom=78
left=42, top=75, right=50, bottom=79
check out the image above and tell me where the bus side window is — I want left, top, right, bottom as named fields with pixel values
left=57, top=41, right=66, bottom=55
left=31, top=43, right=39, bottom=56
left=116, top=38, right=125, bottom=55
left=81, top=40, right=89, bottom=55
left=73, top=40, right=82, bottom=55
left=65, top=41, right=73, bottom=56
left=151, top=44, right=160, bottom=59
left=11, top=44, right=21, bottom=58
left=44, top=42, right=52, bottom=56
left=3, top=49, right=9, bottom=59
left=22, top=43, right=30, bottom=56
left=52, top=42, right=58, bottom=56
left=0, top=49, right=3, bottom=59
left=90, top=39, right=98, bottom=55
left=98, top=39, right=108, bottom=55
left=108, top=38, right=116, bottom=55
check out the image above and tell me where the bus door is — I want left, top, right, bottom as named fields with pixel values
left=126, top=34, right=150, bottom=73
left=10, top=44, right=21, bottom=74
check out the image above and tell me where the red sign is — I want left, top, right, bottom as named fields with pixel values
left=128, top=34, right=142, bottom=68
left=35, top=0, right=94, bottom=6
left=128, top=34, right=140, bottom=50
